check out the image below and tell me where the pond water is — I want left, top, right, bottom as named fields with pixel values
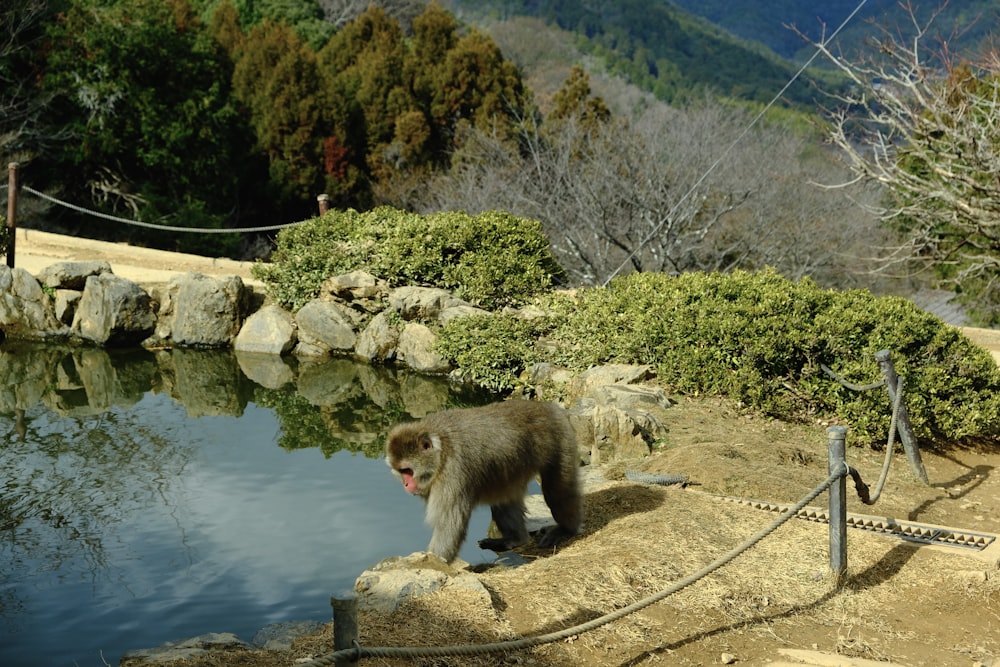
left=0, top=342, right=494, bottom=667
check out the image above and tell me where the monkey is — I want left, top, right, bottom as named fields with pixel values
left=385, top=400, right=583, bottom=563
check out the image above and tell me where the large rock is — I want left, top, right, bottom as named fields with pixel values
left=388, top=286, right=469, bottom=321
left=121, top=633, right=250, bottom=665
left=322, top=270, right=387, bottom=313
left=152, top=273, right=249, bottom=347
left=36, top=260, right=112, bottom=290
left=354, top=311, right=400, bottom=363
left=294, top=298, right=357, bottom=355
left=567, top=364, right=656, bottom=398
left=71, top=273, right=156, bottom=346
left=354, top=552, right=489, bottom=613
left=396, top=322, right=450, bottom=373
left=0, top=265, right=65, bottom=339
left=233, top=305, right=297, bottom=355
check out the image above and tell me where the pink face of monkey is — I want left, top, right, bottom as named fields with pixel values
left=385, top=428, right=442, bottom=497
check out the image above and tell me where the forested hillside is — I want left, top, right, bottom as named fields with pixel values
left=6, top=0, right=1000, bottom=323
left=444, top=0, right=842, bottom=107
left=668, top=0, right=1000, bottom=61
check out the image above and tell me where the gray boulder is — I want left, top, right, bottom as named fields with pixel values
left=153, top=273, right=249, bottom=347
left=388, top=286, right=469, bottom=321
left=322, top=270, right=387, bottom=312
left=354, top=311, right=400, bottom=363
left=0, top=265, right=65, bottom=339
left=233, top=305, right=297, bottom=355
left=354, top=552, right=489, bottom=613
left=71, top=273, right=155, bottom=346
left=396, top=322, right=450, bottom=373
left=54, top=289, right=81, bottom=326
left=37, top=260, right=112, bottom=290
left=295, top=298, right=357, bottom=355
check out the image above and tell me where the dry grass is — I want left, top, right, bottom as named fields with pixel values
left=123, top=396, right=1000, bottom=667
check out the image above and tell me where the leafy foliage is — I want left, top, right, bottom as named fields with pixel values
left=252, top=207, right=566, bottom=310
left=39, top=0, right=253, bottom=252
left=438, top=268, right=1000, bottom=447
left=437, top=314, right=556, bottom=392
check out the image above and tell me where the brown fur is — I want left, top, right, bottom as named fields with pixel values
left=385, top=400, right=583, bottom=562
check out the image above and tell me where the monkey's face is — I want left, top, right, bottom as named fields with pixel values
left=385, top=426, right=442, bottom=498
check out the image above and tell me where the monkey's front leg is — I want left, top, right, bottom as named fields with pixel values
left=478, top=502, right=529, bottom=553
left=426, top=494, right=473, bottom=562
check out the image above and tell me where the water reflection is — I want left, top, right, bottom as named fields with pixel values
left=0, top=342, right=491, bottom=667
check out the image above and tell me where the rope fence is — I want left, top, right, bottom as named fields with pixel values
left=1, top=162, right=313, bottom=269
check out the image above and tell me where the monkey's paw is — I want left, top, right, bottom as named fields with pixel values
left=534, top=525, right=575, bottom=548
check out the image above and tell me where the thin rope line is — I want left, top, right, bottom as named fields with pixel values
left=14, top=186, right=307, bottom=233
left=600, top=0, right=870, bottom=286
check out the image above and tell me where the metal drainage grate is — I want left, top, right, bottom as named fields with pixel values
left=717, top=496, right=997, bottom=551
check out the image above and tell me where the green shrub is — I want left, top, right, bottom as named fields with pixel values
left=438, top=268, right=1000, bottom=447
left=252, top=207, right=565, bottom=310
left=437, top=313, right=556, bottom=393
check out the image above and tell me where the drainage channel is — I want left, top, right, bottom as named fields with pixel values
left=715, top=495, right=997, bottom=551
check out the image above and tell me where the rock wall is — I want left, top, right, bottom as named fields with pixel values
left=0, top=261, right=672, bottom=463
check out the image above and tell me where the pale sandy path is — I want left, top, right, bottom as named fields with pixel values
left=7, top=228, right=260, bottom=286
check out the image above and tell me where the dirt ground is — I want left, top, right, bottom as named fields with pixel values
left=10, top=232, right=1000, bottom=667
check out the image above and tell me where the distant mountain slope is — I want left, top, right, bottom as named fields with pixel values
left=668, top=0, right=1000, bottom=61
left=445, top=0, right=843, bottom=109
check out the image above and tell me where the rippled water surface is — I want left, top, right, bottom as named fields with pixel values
left=0, top=343, right=491, bottom=667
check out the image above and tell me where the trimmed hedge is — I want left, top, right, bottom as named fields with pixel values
left=252, top=207, right=565, bottom=311
left=439, top=268, right=1000, bottom=447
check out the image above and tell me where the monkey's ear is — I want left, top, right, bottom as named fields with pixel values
left=419, top=434, right=442, bottom=452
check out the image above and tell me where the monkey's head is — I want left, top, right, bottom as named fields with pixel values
left=385, top=424, right=442, bottom=497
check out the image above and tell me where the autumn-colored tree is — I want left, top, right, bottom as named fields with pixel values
left=231, top=19, right=327, bottom=209
left=318, top=6, right=413, bottom=183
left=547, top=65, right=611, bottom=130
left=436, top=29, right=527, bottom=143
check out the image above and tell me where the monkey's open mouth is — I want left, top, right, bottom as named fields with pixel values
left=398, top=468, right=419, bottom=494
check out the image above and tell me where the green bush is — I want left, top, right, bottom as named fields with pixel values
left=251, top=207, right=565, bottom=310
left=437, top=313, right=557, bottom=393
left=438, top=268, right=1000, bottom=447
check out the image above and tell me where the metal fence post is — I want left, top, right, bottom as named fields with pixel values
left=6, top=162, right=18, bottom=268
left=318, top=193, right=330, bottom=216
left=331, top=595, right=359, bottom=666
left=875, top=350, right=929, bottom=484
left=827, top=425, right=848, bottom=577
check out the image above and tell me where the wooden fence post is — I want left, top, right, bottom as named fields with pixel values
left=6, top=162, right=18, bottom=268
left=331, top=595, right=359, bottom=666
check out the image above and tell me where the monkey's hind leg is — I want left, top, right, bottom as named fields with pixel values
left=536, top=462, right=583, bottom=548
left=478, top=502, right=529, bottom=553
